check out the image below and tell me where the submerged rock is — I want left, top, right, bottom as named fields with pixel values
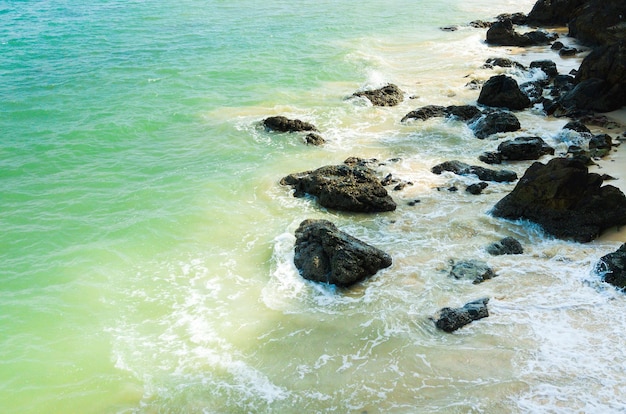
left=352, top=83, right=404, bottom=107
left=491, top=158, right=626, bottom=242
left=595, top=243, right=626, bottom=289
left=486, top=19, right=555, bottom=47
left=401, top=104, right=481, bottom=123
left=280, top=163, right=396, bottom=213
left=432, top=160, right=517, bottom=183
left=304, top=132, right=326, bottom=146
left=434, top=298, right=490, bottom=333
left=263, top=116, right=318, bottom=133
left=449, top=259, right=496, bottom=284
left=293, top=219, right=392, bottom=287
left=486, top=236, right=524, bottom=256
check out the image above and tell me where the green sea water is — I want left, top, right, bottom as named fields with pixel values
left=3, top=0, right=626, bottom=413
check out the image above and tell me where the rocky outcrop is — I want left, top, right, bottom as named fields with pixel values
left=352, top=84, right=405, bottom=106
left=530, top=60, right=558, bottom=78
left=471, top=111, right=522, bottom=139
left=568, top=0, right=626, bottom=46
left=486, top=236, right=524, bottom=255
left=595, top=243, right=626, bottom=289
left=449, top=259, right=496, bottom=284
left=491, top=158, right=626, bottom=242
left=280, top=163, right=397, bottom=213
left=304, top=133, right=326, bottom=146
left=263, top=116, right=318, bottom=133
left=478, top=75, right=531, bottom=110
left=526, top=0, right=587, bottom=26
left=433, top=298, right=490, bottom=333
left=293, top=219, right=392, bottom=287
left=432, top=160, right=517, bottom=183
left=497, top=136, right=555, bottom=161
left=486, top=19, right=555, bottom=47
left=401, top=105, right=481, bottom=123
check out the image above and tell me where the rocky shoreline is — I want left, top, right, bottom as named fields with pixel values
left=262, top=0, right=626, bottom=332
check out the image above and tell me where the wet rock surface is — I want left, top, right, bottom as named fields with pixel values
left=434, top=298, right=490, bottom=333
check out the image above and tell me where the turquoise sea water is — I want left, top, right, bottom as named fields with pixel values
left=2, top=1, right=626, bottom=412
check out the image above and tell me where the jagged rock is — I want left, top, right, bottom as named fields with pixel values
left=478, top=75, right=531, bottom=110
left=432, top=160, right=517, bottom=182
left=560, top=78, right=624, bottom=113
left=280, top=163, right=396, bottom=213
left=568, top=0, right=626, bottom=46
left=401, top=105, right=481, bottom=123
left=471, top=111, right=521, bottom=139
left=293, top=219, right=392, bottom=287
left=491, top=158, right=626, bottom=242
left=352, top=83, right=404, bottom=106
left=497, top=136, right=555, bottom=161
left=486, top=19, right=555, bottom=47
left=483, top=57, right=526, bottom=70
left=450, top=259, right=496, bottom=284
left=520, top=81, right=546, bottom=104
left=526, top=0, right=587, bottom=26
left=496, top=12, right=528, bottom=25
left=559, top=46, right=578, bottom=56
left=466, top=182, right=489, bottom=195
left=595, top=243, right=626, bottom=289
left=486, top=237, right=524, bottom=255
left=434, top=298, right=490, bottom=333
left=263, top=116, right=318, bottom=132
left=563, top=121, right=591, bottom=134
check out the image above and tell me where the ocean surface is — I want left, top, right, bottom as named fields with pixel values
left=2, top=0, right=626, bottom=412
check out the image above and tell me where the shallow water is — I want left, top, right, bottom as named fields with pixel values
left=2, top=0, right=626, bottom=412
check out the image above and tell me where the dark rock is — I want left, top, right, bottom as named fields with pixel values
left=280, top=163, right=397, bottom=213
left=496, top=12, right=527, bottom=25
left=401, top=105, right=481, bottom=123
left=450, top=260, right=496, bottom=284
left=574, top=43, right=626, bottom=110
left=483, top=57, right=526, bottom=70
left=497, top=136, right=555, bottom=161
left=551, top=41, right=565, bottom=51
left=559, top=46, right=579, bottom=56
left=293, top=219, right=392, bottom=287
left=560, top=78, right=625, bottom=113
left=486, top=19, right=555, bottom=47
left=434, top=298, right=490, bottom=333
left=491, top=158, right=626, bottom=242
left=590, top=134, right=613, bottom=158
left=563, top=121, right=591, bottom=134
left=595, top=243, right=626, bottom=289
left=568, top=0, right=626, bottom=46
left=479, top=151, right=503, bottom=165
left=471, top=111, right=522, bottom=139
left=408, top=199, right=421, bottom=206
left=440, top=25, right=459, bottom=32
left=466, top=182, right=489, bottom=195
left=551, top=75, right=576, bottom=97
left=526, top=0, right=587, bottom=26
left=478, top=75, right=531, bottom=110
left=305, top=133, right=326, bottom=146
left=263, top=116, right=318, bottom=133
left=469, top=20, right=492, bottom=29
left=432, top=160, right=517, bottom=182
left=353, top=83, right=405, bottom=107
left=486, top=236, right=524, bottom=255
left=448, top=186, right=458, bottom=192
left=530, top=60, right=558, bottom=78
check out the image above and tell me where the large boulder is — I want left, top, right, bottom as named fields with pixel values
left=568, top=0, right=626, bottom=46
left=293, top=219, right=392, bottom=287
left=486, top=19, right=555, bottom=46
left=352, top=84, right=404, bottom=106
left=526, top=0, right=587, bottom=26
left=433, top=298, right=490, bottom=333
left=478, top=75, right=531, bottom=110
left=263, top=116, right=318, bottom=133
left=432, top=160, right=518, bottom=183
left=559, top=78, right=625, bottom=113
left=497, top=136, right=555, bottom=161
left=595, top=243, right=626, bottom=289
left=491, top=158, right=626, bottom=242
left=280, top=163, right=397, bottom=213
left=471, top=111, right=522, bottom=139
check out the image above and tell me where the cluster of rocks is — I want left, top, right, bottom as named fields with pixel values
left=257, top=0, right=626, bottom=334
